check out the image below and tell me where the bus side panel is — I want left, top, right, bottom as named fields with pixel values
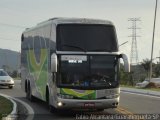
left=27, top=48, right=49, bottom=101
left=48, top=23, right=58, bottom=107
left=21, top=33, right=31, bottom=92
left=21, top=24, right=52, bottom=101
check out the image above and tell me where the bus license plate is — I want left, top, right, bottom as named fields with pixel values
left=84, top=103, right=95, bottom=107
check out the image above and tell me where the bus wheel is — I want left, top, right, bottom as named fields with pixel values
left=26, top=83, right=35, bottom=102
left=46, top=88, right=57, bottom=113
left=49, top=105, right=57, bottom=113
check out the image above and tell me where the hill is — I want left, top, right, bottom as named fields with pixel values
left=0, top=48, right=20, bottom=72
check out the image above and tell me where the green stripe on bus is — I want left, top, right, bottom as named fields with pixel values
left=60, top=88, right=96, bottom=100
left=27, top=49, right=48, bottom=100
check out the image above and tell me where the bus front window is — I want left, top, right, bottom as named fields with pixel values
left=57, top=24, right=118, bottom=52
left=58, top=55, right=119, bottom=89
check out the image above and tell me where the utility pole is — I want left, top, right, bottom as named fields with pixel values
left=159, top=51, right=160, bottom=63
left=149, top=0, right=158, bottom=82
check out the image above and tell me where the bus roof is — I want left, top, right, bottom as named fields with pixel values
left=39, top=17, right=114, bottom=25
left=23, top=17, right=115, bottom=33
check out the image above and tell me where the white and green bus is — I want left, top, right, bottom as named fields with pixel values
left=21, top=18, right=130, bottom=111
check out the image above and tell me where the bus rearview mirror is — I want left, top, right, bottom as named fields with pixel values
left=121, top=54, right=130, bottom=72
left=51, top=53, right=57, bottom=73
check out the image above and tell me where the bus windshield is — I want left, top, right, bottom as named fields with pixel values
left=57, top=24, right=118, bottom=52
left=58, top=55, right=119, bottom=89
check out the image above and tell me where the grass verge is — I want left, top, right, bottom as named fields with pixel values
left=0, top=95, right=13, bottom=119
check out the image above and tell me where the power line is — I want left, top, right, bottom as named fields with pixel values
left=0, top=22, right=27, bottom=29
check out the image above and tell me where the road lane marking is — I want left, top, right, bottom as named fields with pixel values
left=0, top=93, right=34, bottom=120
left=0, top=93, right=17, bottom=118
left=121, top=91, right=160, bottom=99
left=116, top=107, right=133, bottom=115
left=11, top=97, right=34, bottom=120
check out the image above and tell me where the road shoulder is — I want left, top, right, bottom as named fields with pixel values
left=0, top=93, right=34, bottom=120
left=121, top=87, right=160, bottom=97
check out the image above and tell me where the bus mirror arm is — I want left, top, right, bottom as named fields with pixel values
left=120, top=54, right=130, bottom=73
left=51, top=53, right=57, bottom=73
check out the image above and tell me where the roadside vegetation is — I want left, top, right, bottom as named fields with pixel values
left=0, top=96, right=13, bottom=119
left=120, top=59, right=160, bottom=90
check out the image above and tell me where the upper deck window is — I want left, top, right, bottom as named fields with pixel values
left=57, top=24, right=118, bottom=52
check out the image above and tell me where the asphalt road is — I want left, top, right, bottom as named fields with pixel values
left=120, top=91, right=160, bottom=114
left=0, top=80, right=120, bottom=120
left=0, top=80, right=160, bottom=120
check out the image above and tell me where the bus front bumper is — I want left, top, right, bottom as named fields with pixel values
left=56, top=97, right=119, bottom=109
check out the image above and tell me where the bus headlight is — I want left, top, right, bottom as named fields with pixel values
left=57, top=94, right=74, bottom=99
left=57, top=102, right=63, bottom=107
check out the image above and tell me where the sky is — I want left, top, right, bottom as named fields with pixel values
left=0, top=0, right=159, bottom=62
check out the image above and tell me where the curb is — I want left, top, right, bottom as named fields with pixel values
left=120, top=87, right=160, bottom=97
left=12, top=97, right=34, bottom=120
left=6, top=98, right=18, bottom=120
left=0, top=93, right=34, bottom=120
left=0, top=94, right=17, bottom=120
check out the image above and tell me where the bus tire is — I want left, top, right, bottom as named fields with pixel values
left=25, top=80, right=28, bottom=93
left=46, top=87, right=57, bottom=113
left=26, top=82, right=35, bottom=102
left=49, top=105, right=57, bottom=113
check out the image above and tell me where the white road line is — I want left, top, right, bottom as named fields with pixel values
left=12, top=97, right=34, bottom=120
left=121, top=91, right=160, bottom=99
left=9, top=98, right=17, bottom=115
left=0, top=93, right=17, bottom=119
left=0, top=93, right=34, bottom=120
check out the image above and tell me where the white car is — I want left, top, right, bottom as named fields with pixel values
left=136, top=78, right=160, bottom=88
left=136, top=80, right=149, bottom=88
left=0, top=69, right=14, bottom=89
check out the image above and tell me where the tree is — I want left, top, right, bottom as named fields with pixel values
left=119, top=64, right=133, bottom=85
left=141, top=59, right=150, bottom=78
left=11, top=70, right=18, bottom=78
left=141, top=59, right=155, bottom=78
left=153, top=63, right=160, bottom=77
left=2, top=65, right=9, bottom=71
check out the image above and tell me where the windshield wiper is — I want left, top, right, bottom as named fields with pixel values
left=62, top=44, right=86, bottom=52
